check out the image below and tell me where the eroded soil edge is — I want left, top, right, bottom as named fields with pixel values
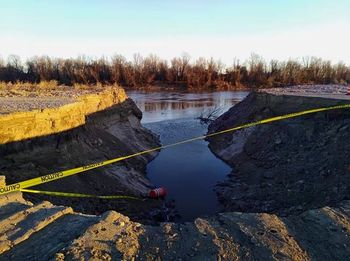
left=208, top=91, right=350, bottom=215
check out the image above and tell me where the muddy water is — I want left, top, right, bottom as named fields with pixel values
left=127, top=90, right=248, bottom=221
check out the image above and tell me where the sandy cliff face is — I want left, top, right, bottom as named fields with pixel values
left=208, top=92, right=350, bottom=215
left=0, top=87, right=127, bottom=144
left=0, top=87, right=162, bottom=222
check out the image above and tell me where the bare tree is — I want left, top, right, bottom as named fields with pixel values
left=197, top=106, right=223, bottom=124
left=0, top=53, right=348, bottom=89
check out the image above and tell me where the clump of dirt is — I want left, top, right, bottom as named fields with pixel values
left=208, top=91, right=350, bottom=215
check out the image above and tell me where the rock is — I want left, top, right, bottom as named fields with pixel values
left=338, top=125, right=348, bottom=132
left=275, top=138, right=282, bottom=145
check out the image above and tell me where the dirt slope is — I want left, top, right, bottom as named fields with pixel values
left=208, top=91, right=350, bottom=216
left=0, top=87, right=161, bottom=223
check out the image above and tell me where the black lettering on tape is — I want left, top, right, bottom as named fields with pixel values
left=0, top=183, right=20, bottom=193
left=82, top=162, right=104, bottom=170
left=40, top=172, right=64, bottom=183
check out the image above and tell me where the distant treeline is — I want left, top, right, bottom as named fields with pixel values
left=0, top=54, right=349, bottom=89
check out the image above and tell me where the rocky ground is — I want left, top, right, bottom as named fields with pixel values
left=264, top=84, right=348, bottom=95
left=263, top=84, right=350, bottom=100
left=0, top=87, right=105, bottom=114
left=0, top=96, right=75, bottom=114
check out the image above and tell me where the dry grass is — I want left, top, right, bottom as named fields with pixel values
left=1, top=81, right=73, bottom=91
left=73, top=82, right=104, bottom=90
left=73, top=83, right=91, bottom=90
left=0, top=81, right=60, bottom=91
left=0, top=82, right=7, bottom=91
left=37, top=80, right=59, bottom=90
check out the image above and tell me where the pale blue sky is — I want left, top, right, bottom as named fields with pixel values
left=0, top=0, right=349, bottom=64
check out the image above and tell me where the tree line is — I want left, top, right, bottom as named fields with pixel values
left=0, top=53, right=349, bottom=89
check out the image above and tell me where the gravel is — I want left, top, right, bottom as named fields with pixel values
left=263, top=84, right=350, bottom=98
left=0, top=97, right=76, bottom=114
left=0, top=88, right=103, bottom=114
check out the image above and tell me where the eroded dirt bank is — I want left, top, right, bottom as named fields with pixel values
left=1, top=187, right=350, bottom=260
left=208, top=91, right=350, bottom=215
left=0, top=87, right=162, bottom=223
left=1, top=88, right=350, bottom=260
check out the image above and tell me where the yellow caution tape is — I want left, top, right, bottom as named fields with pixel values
left=1, top=103, right=350, bottom=196
left=20, top=189, right=142, bottom=200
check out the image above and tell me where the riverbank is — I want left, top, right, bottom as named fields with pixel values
left=208, top=85, right=350, bottom=216
left=0, top=86, right=163, bottom=223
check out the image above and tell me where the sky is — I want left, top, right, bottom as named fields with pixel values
left=0, top=0, right=349, bottom=65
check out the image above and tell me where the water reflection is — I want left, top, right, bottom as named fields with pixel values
left=128, top=90, right=248, bottom=123
left=127, top=90, right=249, bottom=221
